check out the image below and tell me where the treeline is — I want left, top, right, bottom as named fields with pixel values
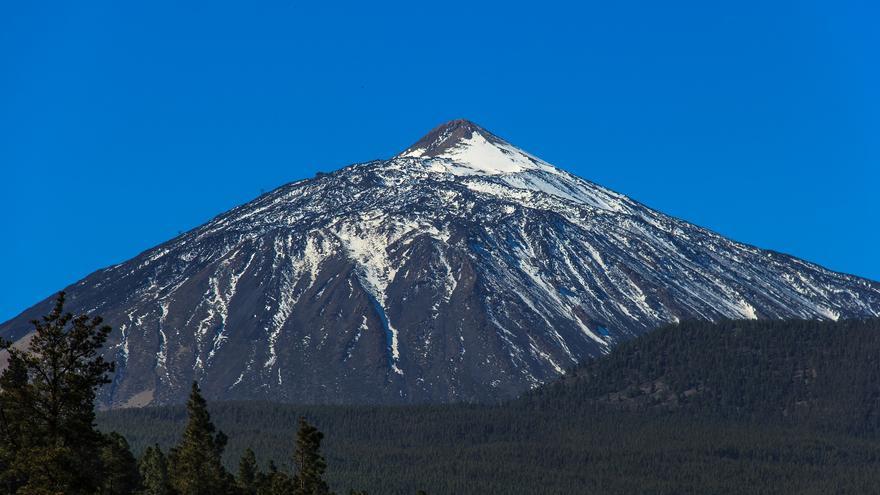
left=132, top=382, right=347, bottom=495
left=100, top=399, right=880, bottom=495
left=0, top=294, right=389, bottom=495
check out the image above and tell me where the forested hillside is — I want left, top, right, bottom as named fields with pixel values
left=99, top=318, right=880, bottom=494
left=529, top=318, right=880, bottom=433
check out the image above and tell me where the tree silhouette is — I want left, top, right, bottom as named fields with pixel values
left=293, top=417, right=330, bottom=495
left=168, top=382, right=234, bottom=494
left=0, top=292, right=114, bottom=494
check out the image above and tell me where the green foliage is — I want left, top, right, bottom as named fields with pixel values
left=235, top=418, right=334, bottom=495
left=0, top=292, right=115, bottom=494
left=293, top=417, right=330, bottom=495
left=237, top=448, right=260, bottom=494
left=0, top=353, right=29, bottom=492
left=138, top=444, right=173, bottom=495
left=259, top=469, right=296, bottom=495
left=167, top=382, right=236, bottom=495
left=0, top=295, right=355, bottom=495
left=529, top=318, right=880, bottom=434
left=101, top=432, right=141, bottom=494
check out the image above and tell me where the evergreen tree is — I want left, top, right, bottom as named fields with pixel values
left=237, top=448, right=260, bottom=494
left=0, top=292, right=115, bottom=494
left=293, top=417, right=330, bottom=495
left=263, top=472, right=296, bottom=495
left=255, top=460, right=295, bottom=495
left=168, top=382, right=234, bottom=495
left=138, top=444, right=173, bottom=495
left=0, top=355, right=29, bottom=492
left=100, top=431, right=141, bottom=494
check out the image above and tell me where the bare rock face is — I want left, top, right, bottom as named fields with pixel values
left=3, top=120, right=879, bottom=408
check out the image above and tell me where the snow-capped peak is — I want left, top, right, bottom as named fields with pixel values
left=398, top=119, right=557, bottom=176
left=393, top=120, right=629, bottom=212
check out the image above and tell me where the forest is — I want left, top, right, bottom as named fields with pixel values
left=4, top=293, right=880, bottom=494
left=100, top=318, right=880, bottom=494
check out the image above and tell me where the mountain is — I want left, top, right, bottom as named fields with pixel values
left=2, top=119, right=879, bottom=408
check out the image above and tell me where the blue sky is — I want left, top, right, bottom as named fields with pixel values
left=1, top=1, right=877, bottom=321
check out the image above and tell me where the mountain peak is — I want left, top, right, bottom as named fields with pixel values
left=399, top=119, right=501, bottom=158
left=397, top=119, right=553, bottom=175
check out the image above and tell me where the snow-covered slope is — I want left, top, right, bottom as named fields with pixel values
left=2, top=119, right=879, bottom=408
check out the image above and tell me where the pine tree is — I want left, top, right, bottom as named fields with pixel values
left=138, top=444, right=173, bottom=495
left=293, top=417, right=330, bottom=495
left=100, top=431, right=141, bottom=494
left=264, top=472, right=296, bottom=495
left=0, top=292, right=115, bottom=494
left=0, top=354, right=29, bottom=492
left=168, top=382, right=235, bottom=495
left=237, top=448, right=260, bottom=494
left=249, top=459, right=293, bottom=495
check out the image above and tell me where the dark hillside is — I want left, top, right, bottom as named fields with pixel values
left=529, top=318, right=880, bottom=433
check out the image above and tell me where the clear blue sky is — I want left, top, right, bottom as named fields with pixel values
left=1, top=1, right=878, bottom=322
